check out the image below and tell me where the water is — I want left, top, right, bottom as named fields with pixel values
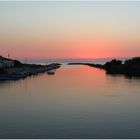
left=0, top=65, right=140, bottom=138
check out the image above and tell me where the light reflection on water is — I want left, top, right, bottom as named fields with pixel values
left=0, top=65, right=140, bottom=138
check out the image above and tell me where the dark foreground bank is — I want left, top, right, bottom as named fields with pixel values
left=0, top=57, right=61, bottom=81
left=68, top=57, right=140, bottom=77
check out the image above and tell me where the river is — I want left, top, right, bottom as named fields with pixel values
left=0, top=65, right=140, bottom=138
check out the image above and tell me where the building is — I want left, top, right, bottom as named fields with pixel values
left=0, top=56, right=15, bottom=68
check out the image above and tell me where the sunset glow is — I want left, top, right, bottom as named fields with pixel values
left=0, top=1, right=140, bottom=61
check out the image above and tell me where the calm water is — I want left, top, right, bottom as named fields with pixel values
left=0, top=65, right=140, bottom=138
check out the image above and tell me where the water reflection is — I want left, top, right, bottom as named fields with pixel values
left=106, top=72, right=140, bottom=80
left=0, top=65, right=140, bottom=138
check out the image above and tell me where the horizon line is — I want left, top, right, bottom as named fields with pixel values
left=1, top=0, right=140, bottom=1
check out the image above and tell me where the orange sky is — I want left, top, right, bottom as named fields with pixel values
left=0, top=1, right=140, bottom=60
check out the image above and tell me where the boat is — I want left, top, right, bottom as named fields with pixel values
left=47, top=70, right=55, bottom=75
left=0, top=76, right=12, bottom=80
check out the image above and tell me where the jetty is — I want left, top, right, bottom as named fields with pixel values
left=68, top=57, right=140, bottom=77
left=0, top=56, right=61, bottom=81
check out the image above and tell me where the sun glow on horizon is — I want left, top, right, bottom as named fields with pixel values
left=0, top=1, right=140, bottom=60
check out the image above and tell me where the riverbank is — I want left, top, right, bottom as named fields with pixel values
left=68, top=57, right=140, bottom=77
left=0, top=62, right=61, bottom=81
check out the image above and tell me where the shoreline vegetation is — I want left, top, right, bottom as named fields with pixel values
left=0, top=57, right=61, bottom=81
left=68, top=57, right=140, bottom=77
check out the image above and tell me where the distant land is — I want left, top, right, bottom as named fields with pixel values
left=1, top=56, right=140, bottom=81
left=68, top=57, right=140, bottom=77
left=0, top=56, right=61, bottom=81
left=21, top=57, right=131, bottom=65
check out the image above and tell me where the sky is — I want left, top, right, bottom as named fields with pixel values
left=0, top=1, right=140, bottom=61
